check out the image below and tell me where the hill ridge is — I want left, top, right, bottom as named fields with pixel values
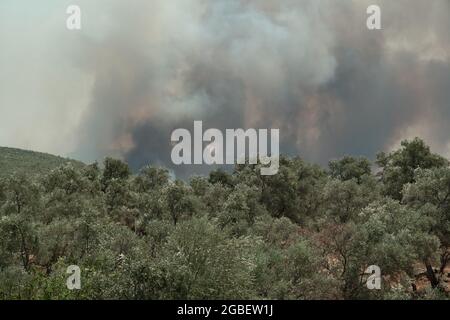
left=0, top=146, right=84, bottom=178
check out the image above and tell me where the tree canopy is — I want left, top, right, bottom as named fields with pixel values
left=0, top=138, right=449, bottom=300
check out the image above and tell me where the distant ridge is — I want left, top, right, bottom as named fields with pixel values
left=0, top=147, right=84, bottom=178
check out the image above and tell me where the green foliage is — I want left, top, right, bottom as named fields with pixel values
left=404, top=167, right=450, bottom=247
left=158, top=217, right=258, bottom=299
left=321, top=175, right=381, bottom=223
left=134, top=166, right=170, bottom=192
left=403, top=167, right=450, bottom=288
left=208, top=168, right=235, bottom=187
left=218, top=183, right=266, bottom=235
left=376, top=138, right=448, bottom=200
left=358, top=199, right=439, bottom=274
left=101, top=158, right=131, bottom=191
left=164, top=180, right=196, bottom=225
left=329, top=156, right=372, bottom=183
left=257, top=156, right=327, bottom=224
left=0, top=138, right=449, bottom=300
left=0, top=147, right=84, bottom=179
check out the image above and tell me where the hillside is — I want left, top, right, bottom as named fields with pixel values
left=0, top=138, right=449, bottom=300
left=0, top=147, right=84, bottom=178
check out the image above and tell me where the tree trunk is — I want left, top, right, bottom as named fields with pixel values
left=424, top=259, right=439, bottom=288
left=439, top=250, right=449, bottom=274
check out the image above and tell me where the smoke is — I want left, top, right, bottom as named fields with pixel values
left=1, top=0, right=449, bottom=177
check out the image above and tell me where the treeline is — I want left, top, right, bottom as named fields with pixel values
left=0, top=138, right=449, bottom=300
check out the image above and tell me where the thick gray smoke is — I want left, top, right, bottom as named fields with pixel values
left=1, top=0, right=449, bottom=177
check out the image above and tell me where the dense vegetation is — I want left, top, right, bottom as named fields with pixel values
left=0, top=147, right=83, bottom=179
left=0, top=138, right=449, bottom=300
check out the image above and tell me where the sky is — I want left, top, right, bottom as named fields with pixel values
left=0, top=0, right=449, bottom=176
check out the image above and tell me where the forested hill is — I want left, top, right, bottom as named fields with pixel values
left=0, top=138, right=449, bottom=300
left=0, top=147, right=84, bottom=178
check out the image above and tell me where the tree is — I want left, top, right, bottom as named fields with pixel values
left=82, top=162, right=102, bottom=195
left=0, top=213, right=39, bottom=272
left=218, top=183, right=266, bottom=235
left=1, top=173, right=40, bottom=216
left=208, top=168, right=235, bottom=188
left=357, top=199, right=439, bottom=295
left=251, top=216, right=337, bottom=299
left=133, top=166, right=169, bottom=193
left=190, top=176, right=231, bottom=217
left=329, top=156, right=372, bottom=183
left=376, top=138, right=447, bottom=200
left=34, top=219, right=78, bottom=274
left=105, top=178, right=131, bottom=213
left=321, top=175, right=380, bottom=223
left=160, top=217, right=258, bottom=299
left=164, top=180, right=196, bottom=225
left=42, top=165, right=98, bottom=221
left=404, top=167, right=450, bottom=288
left=101, top=158, right=130, bottom=192
left=315, top=222, right=363, bottom=299
left=259, top=157, right=327, bottom=224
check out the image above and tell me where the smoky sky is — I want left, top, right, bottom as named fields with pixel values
left=0, top=0, right=449, bottom=177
